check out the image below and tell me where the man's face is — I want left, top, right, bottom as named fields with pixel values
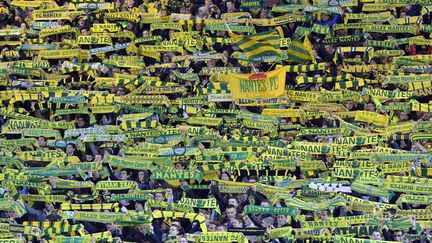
left=320, top=211, right=329, bottom=220
left=232, top=219, right=243, bottom=228
left=228, top=198, right=238, bottom=207
left=262, top=219, right=273, bottom=228
left=78, top=18, right=85, bottom=26
left=394, top=231, right=403, bottom=241
left=237, top=194, right=247, bottom=203
left=261, top=201, right=271, bottom=207
left=85, top=154, right=94, bottom=162
left=216, top=226, right=226, bottom=232
left=422, top=112, right=432, bottom=120
left=38, top=137, right=47, bottom=147
left=138, top=226, right=148, bottom=234
left=76, top=117, right=85, bottom=127
left=322, top=13, right=330, bottom=21
left=366, top=103, right=376, bottom=112
left=372, top=231, right=382, bottom=240
left=277, top=215, right=286, bottom=225
left=345, top=101, right=354, bottom=110
left=117, top=88, right=125, bottom=95
left=169, top=226, right=179, bottom=236
left=126, top=0, right=134, bottom=7
left=106, top=222, right=116, bottom=232
left=399, top=112, right=409, bottom=121
left=208, top=224, right=217, bottom=232
left=81, top=29, right=89, bottom=36
left=6, top=210, right=18, bottom=219
left=119, top=170, right=129, bottom=180
left=162, top=54, right=170, bottom=63
left=135, top=202, right=144, bottom=212
left=226, top=1, right=234, bottom=11
left=207, top=60, right=216, bottom=67
left=155, top=193, right=165, bottom=201
left=226, top=208, right=236, bottom=219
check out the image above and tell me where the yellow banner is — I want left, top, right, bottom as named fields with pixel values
left=228, top=68, right=286, bottom=100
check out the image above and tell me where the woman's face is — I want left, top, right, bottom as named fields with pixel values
left=135, top=202, right=144, bottom=212
left=138, top=171, right=145, bottom=181
left=45, top=202, right=54, bottom=211
left=399, top=112, right=409, bottom=121
left=221, top=173, right=230, bottom=181
left=101, top=115, right=109, bottom=124
left=78, top=18, right=85, bottom=26
left=66, top=144, right=75, bottom=155
left=175, top=163, right=184, bottom=170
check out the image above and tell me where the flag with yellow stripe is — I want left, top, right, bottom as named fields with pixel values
left=303, top=35, right=316, bottom=63
left=285, top=36, right=312, bottom=63
left=234, top=29, right=283, bottom=62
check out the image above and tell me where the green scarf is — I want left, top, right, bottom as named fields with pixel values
left=150, top=169, right=203, bottom=182
left=243, top=205, right=297, bottom=217
left=103, top=155, right=155, bottom=170
left=178, top=197, right=220, bottom=214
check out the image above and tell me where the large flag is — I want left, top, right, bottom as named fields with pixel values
left=234, top=28, right=283, bottom=62
left=285, top=36, right=313, bottom=63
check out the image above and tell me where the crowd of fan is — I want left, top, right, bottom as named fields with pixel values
left=1, top=0, right=432, bottom=242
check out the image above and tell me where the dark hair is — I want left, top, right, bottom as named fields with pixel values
left=226, top=204, right=237, bottom=211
